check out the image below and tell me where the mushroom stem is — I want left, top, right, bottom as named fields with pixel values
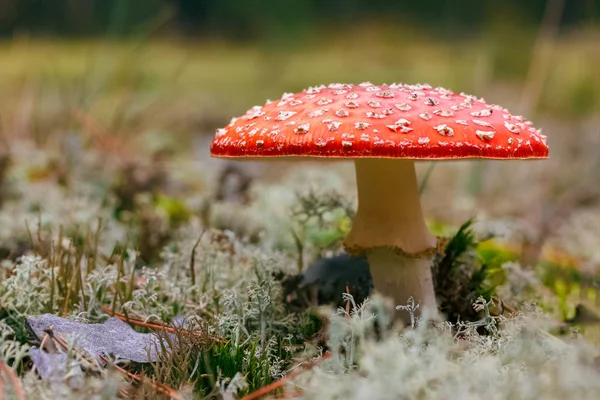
left=344, top=158, right=437, bottom=323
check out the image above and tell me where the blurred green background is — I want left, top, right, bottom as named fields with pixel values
left=0, top=1, right=597, bottom=38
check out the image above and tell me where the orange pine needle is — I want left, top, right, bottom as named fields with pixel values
left=102, top=305, right=226, bottom=343
left=239, top=353, right=331, bottom=400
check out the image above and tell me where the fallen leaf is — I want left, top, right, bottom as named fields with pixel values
left=29, top=347, right=84, bottom=389
left=26, top=315, right=161, bottom=363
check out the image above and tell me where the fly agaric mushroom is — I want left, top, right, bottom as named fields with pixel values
left=210, top=83, right=548, bottom=323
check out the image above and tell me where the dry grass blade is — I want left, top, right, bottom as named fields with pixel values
left=345, top=285, right=351, bottom=317
left=239, top=353, right=332, bottom=400
left=520, top=0, right=566, bottom=115
left=490, top=296, right=517, bottom=316
left=0, top=360, right=26, bottom=400
left=101, top=305, right=226, bottom=343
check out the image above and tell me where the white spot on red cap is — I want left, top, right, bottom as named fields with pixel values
left=275, top=111, right=297, bottom=121
left=433, top=109, right=454, bottom=117
left=434, top=124, right=454, bottom=137
left=387, top=124, right=412, bottom=133
left=345, top=101, right=359, bottom=108
left=471, top=109, right=493, bottom=117
left=395, top=103, right=412, bottom=111
left=419, top=113, right=432, bottom=121
left=367, top=101, right=381, bottom=108
left=335, top=109, right=350, bottom=117
left=366, top=111, right=386, bottom=119
left=504, top=122, right=520, bottom=134
left=308, top=109, right=327, bottom=118
left=327, top=121, right=342, bottom=131
left=455, top=120, right=468, bottom=125
left=294, top=123, right=310, bottom=134
left=418, top=137, right=430, bottom=145
left=346, top=92, right=359, bottom=99
left=376, top=90, right=394, bottom=98
left=317, top=98, right=333, bottom=105
left=473, top=119, right=493, bottom=128
left=245, top=106, right=266, bottom=120
left=329, top=83, right=353, bottom=89
left=355, top=122, right=370, bottom=130
left=476, top=130, right=495, bottom=141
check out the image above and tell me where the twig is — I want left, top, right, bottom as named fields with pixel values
left=102, top=305, right=226, bottom=343
left=0, top=360, right=26, bottom=400
left=239, top=353, right=331, bottom=400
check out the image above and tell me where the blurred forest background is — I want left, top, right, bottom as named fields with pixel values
left=0, top=0, right=598, bottom=264
left=0, top=0, right=598, bottom=38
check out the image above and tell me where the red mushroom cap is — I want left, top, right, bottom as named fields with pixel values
left=210, top=83, right=549, bottom=160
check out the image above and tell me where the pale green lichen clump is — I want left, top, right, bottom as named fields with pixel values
left=294, top=296, right=600, bottom=400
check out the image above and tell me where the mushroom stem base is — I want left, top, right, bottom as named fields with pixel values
left=366, top=248, right=437, bottom=325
